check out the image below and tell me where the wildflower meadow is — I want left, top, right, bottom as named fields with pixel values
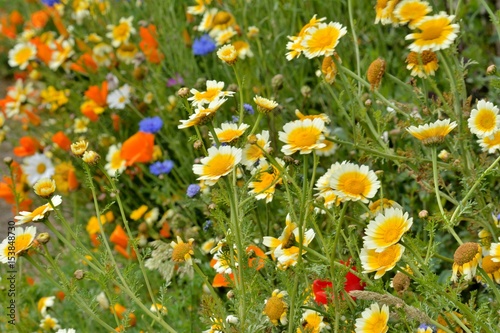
left=2, top=0, right=500, bottom=332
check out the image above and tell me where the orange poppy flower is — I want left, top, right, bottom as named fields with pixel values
left=80, top=100, right=100, bottom=121
left=70, top=53, right=98, bottom=74
left=56, top=291, right=65, bottom=301
left=9, top=11, right=24, bottom=26
left=13, top=136, right=40, bottom=157
left=52, top=131, right=71, bottom=151
left=48, top=8, right=68, bottom=38
left=111, top=113, right=121, bottom=131
left=247, top=245, right=266, bottom=270
left=0, top=17, right=16, bottom=39
left=31, top=10, right=49, bottom=29
left=159, top=222, right=171, bottom=238
left=110, top=225, right=129, bottom=248
left=139, top=25, right=164, bottom=64
left=112, top=304, right=137, bottom=327
left=120, top=132, right=155, bottom=166
left=67, top=168, right=79, bottom=191
left=85, top=82, right=108, bottom=107
left=26, top=276, right=35, bottom=286
left=31, top=37, right=53, bottom=64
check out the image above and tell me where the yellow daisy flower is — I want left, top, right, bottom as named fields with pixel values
left=406, top=50, right=439, bottom=78
left=105, top=144, right=126, bottom=177
left=360, top=244, right=405, bottom=279
left=71, top=140, right=89, bottom=157
left=37, top=296, right=55, bottom=316
left=488, top=242, right=500, bottom=262
left=451, top=242, right=482, bottom=282
left=210, top=122, right=250, bottom=144
left=178, top=98, right=227, bottom=129
left=192, top=145, right=242, bottom=186
left=198, top=8, right=218, bottom=32
left=217, top=44, right=238, bottom=65
left=295, top=109, right=331, bottom=124
left=405, top=12, right=460, bottom=52
left=248, top=159, right=284, bottom=203
left=130, top=205, right=148, bottom=221
left=363, top=208, right=413, bottom=252
left=301, top=22, right=347, bottom=59
left=375, top=0, right=400, bottom=25
left=116, top=43, right=138, bottom=64
left=477, top=255, right=500, bottom=284
left=0, top=226, right=37, bottom=263
left=14, top=196, right=63, bottom=225
left=203, top=317, right=224, bottom=333
left=187, top=0, right=211, bottom=15
left=33, top=178, right=56, bottom=198
left=321, top=54, right=341, bottom=84
left=315, top=162, right=342, bottom=194
left=263, top=289, right=288, bottom=326
left=74, top=117, right=90, bottom=133
left=189, top=80, right=235, bottom=108
left=241, top=130, right=271, bottom=169
left=170, top=236, right=195, bottom=265
left=106, top=16, right=136, bottom=48
left=254, top=95, right=278, bottom=114
left=279, top=118, right=326, bottom=155
left=8, top=42, right=37, bottom=70
left=285, top=15, right=326, bottom=60
left=233, top=40, right=253, bottom=59
left=354, top=303, right=389, bottom=333
left=406, top=119, right=457, bottom=146
left=393, top=0, right=432, bottom=29
left=213, top=27, right=237, bottom=46
left=478, top=131, right=500, bottom=154
left=150, top=303, right=168, bottom=315
left=263, top=214, right=315, bottom=268
left=329, top=162, right=380, bottom=203
left=361, top=198, right=403, bottom=220
left=298, top=309, right=327, bottom=333
left=468, top=99, right=500, bottom=138
left=39, top=315, right=60, bottom=331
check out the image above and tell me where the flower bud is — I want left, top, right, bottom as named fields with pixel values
left=36, top=232, right=50, bottom=244
left=367, top=57, right=386, bottom=90
left=418, top=210, right=428, bottom=218
left=177, top=87, right=190, bottom=98
left=74, top=269, right=85, bottom=280
left=271, top=74, right=284, bottom=91
left=487, top=64, right=496, bottom=75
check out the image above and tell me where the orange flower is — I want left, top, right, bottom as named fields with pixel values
left=247, top=245, right=266, bottom=270
left=212, top=272, right=234, bottom=287
left=0, top=17, right=16, bottom=39
left=31, top=10, right=49, bottom=29
left=56, top=291, right=65, bottom=301
left=110, top=225, right=128, bottom=248
left=52, top=131, right=71, bottom=151
left=67, top=168, right=78, bottom=191
left=13, top=136, right=40, bottom=157
left=48, top=8, right=68, bottom=38
left=112, top=304, right=137, bottom=327
left=80, top=100, right=100, bottom=121
left=111, top=113, right=121, bottom=131
left=120, top=132, right=155, bottom=166
left=26, top=276, right=35, bottom=286
left=31, top=37, right=53, bottom=64
left=23, top=108, right=41, bottom=126
left=139, top=25, right=163, bottom=64
left=9, top=11, right=24, bottom=26
left=85, top=82, right=108, bottom=107
left=159, top=222, right=171, bottom=238
left=70, top=53, right=98, bottom=74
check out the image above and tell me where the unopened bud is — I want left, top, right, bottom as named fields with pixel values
left=227, top=83, right=238, bottom=92
left=301, top=85, right=311, bottom=98
left=36, top=233, right=50, bottom=244
left=82, top=151, right=100, bottom=165
left=208, top=203, right=217, bottom=210
left=226, top=290, right=235, bottom=299
left=193, top=140, right=203, bottom=150
left=487, top=64, right=496, bottom=75
left=177, top=87, right=190, bottom=98
left=271, top=74, right=284, bottom=91
left=418, top=210, right=428, bottom=218
left=3, top=157, right=13, bottom=166
left=365, top=99, right=372, bottom=107
left=438, top=149, right=450, bottom=161
left=247, top=135, right=257, bottom=144
left=74, top=270, right=85, bottom=280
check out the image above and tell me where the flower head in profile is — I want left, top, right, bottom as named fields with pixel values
left=178, top=98, right=227, bottom=129
left=15, top=195, right=63, bottom=226
left=8, top=42, right=37, bottom=69
left=468, top=99, right=500, bottom=138
left=263, top=214, right=315, bottom=269
left=394, top=0, right=433, bottom=29
left=363, top=208, right=413, bottom=252
left=71, top=140, right=89, bottom=157
left=210, top=122, right=250, bottom=144
left=298, top=309, right=327, bottom=333
left=478, top=131, right=500, bottom=154
left=38, top=296, right=55, bottom=316
left=279, top=118, right=326, bottom=155
left=285, top=15, right=326, bottom=60
left=451, top=242, right=482, bottom=282
left=106, top=16, right=136, bottom=48
left=248, top=159, right=284, bottom=203
left=321, top=54, right=341, bottom=84
left=329, top=162, right=380, bottom=203
left=354, top=303, right=389, bottom=333
left=170, top=236, right=195, bottom=265
left=192, top=145, right=242, bottom=186
left=301, top=22, right=347, bottom=59
left=405, top=12, right=460, bottom=52
left=263, top=289, right=288, bottom=326
left=406, top=50, right=438, bottom=78
left=105, top=144, right=126, bottom=177
left=33, top=178, right=56, bottom=198
left=406, top=119, right=457, bottom=146
left=40, top=315, right=60, bottom=331
left=189, top=80, right=235, bottom=108
left=360, top=244, right=405, bottom=279
left=241, top=130, right=271, bottom=169
left=361, top=198, right=403, bottom=220
left=254, top=95, right=278, bottom=114
left=375, top=0, right=400, bottom=25
left=0, top=226, right=37, bottom=263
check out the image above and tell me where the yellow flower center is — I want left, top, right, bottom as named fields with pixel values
left=14, top=47, right=34, bottom=65
left=484, top=132, right=500, bottom=147
left=218, top=129, right=241, bottom=142
left=365, top=312, right=387, bottom=330
left=245, top=144, right=263, bottom=162
left=252, top=170, right=278, bottom=194
left=37, top=163, right=47, bottom=174
left=306, top=25, right=339, bottom=51
left=213, top=11, right=233, bottom=26
left=376, top=246, right=399, bottom=267
left=11, top=233, right=34, bottom=256
left=482, top=256, right=500, bottom=274
left=203, top=153, right=235, bottom=177
left=264, top=296, right=286, bottom=323
left=287, top=126, right=321, bottom=148
left=111, top=151, right=124, bottom=169
left=475, top=109, right=496, bottom=131
left=453, top=242, right=480, bottom=266
left=196, top=88, right=220, bottom=102
left=381, top=218, right=404, bottom=244
left=113, top=23, right=131, bottom=41
left=338, top=171, right=369, bottom=196
left=172, top=242, right=192, bottom=262
left=419, top=18, right=449, bottom=41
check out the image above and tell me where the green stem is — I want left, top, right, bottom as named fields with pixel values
left=347, top=0, right=361, bottom=96
left=233, top=64, right=245, bottom=126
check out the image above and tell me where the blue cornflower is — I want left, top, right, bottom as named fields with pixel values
left=203, top=220, right=212, bottom=231
left=186, top=184, right=201, bottom=197
left=42, top=0, right=60, bottom=6
left=150, top=160, right=174, bottom=176
left=231, top=115, right=239, bottom=123
left=192, top=35, right=216, bottom=56
left=417, top=324, right=435, bottom=333
left=139, top=116, right=163, bottom=134
left=243, top=103, right=255, bottom=115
